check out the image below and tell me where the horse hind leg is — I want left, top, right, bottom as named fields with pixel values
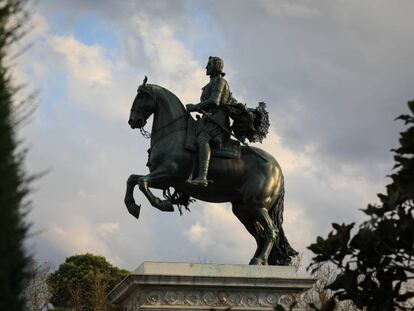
left=231, top=203, right=264, bottom=263
left=249, top=204, right=279, bottom=265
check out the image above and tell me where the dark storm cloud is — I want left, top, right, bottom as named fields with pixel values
left=200, top=0, right=414, bottom=171
left=196, top=0, right=414, bottom=263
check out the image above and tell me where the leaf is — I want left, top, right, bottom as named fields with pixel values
left=396, top=291, right=414, bottom=302
left=395, top=114, right=411, bottom=122
left=362, top=204, right=383, bottom=216
left=408, top=100, right=414, bottom=114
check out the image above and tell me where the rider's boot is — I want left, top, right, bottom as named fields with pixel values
left=189, top=135, right=211, bottom=187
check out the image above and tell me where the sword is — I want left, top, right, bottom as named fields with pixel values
left=197, top=109, right=268, bottom=162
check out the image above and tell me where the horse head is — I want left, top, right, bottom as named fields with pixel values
left=128, top=76, right=157, bottom=129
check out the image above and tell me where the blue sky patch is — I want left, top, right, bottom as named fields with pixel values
left=72, top=13, right=120, bottom=60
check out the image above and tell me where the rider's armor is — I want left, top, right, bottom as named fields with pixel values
left=198, top=75, right=231, bottom=145
left=188, top=57, right=232, bottom=187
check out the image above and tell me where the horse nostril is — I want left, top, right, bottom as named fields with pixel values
left=128, top=118, right=133, bottom=125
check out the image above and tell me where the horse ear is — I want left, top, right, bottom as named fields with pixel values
left=138, top=76, right=148, bottom=92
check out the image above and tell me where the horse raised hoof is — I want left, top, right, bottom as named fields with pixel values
left=125, top=200, right=141, bottom=219
left=249, top=257, right=266, bottom=265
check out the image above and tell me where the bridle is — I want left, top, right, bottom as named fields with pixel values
left=131, top=85, right=157, bottom=139
left=133, top=84, right=189, bottom=145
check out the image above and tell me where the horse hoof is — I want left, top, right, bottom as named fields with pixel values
left=249, top=257, right=265, bottom=265
left=127, top=203, right=141, bottom=219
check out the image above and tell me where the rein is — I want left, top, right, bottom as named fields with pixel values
left=136, top=84, right=189, bottom=147
left=139, top=113, right=188, bottom=148
left=151, top=113, right=188, bottom=138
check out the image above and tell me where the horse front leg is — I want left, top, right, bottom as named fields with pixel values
left=124, top=174, right=143, bottom=219
left=138, top=170, right=174, bottom=212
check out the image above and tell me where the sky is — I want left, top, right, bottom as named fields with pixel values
left=12, top=0, right=414, bottom=273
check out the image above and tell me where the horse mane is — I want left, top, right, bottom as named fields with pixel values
left=149, top=84, right=187, bottom=113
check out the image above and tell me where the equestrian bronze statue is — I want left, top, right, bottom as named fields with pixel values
left=124, top=57, right=297, bottom=265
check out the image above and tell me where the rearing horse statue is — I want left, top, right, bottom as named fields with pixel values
left=124, top=79, right=297, bottom=265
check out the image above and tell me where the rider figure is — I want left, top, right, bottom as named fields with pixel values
left=186, top=56, right=232, bottom=187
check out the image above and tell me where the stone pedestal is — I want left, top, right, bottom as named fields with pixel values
left=108, top=262, right=314, bottom=311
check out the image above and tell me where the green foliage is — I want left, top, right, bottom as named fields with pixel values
left=47, top=253, right=129, bottom=310
left=308, top=101, right=414, bottom=310
left=0, top=1, right=32, bottom=310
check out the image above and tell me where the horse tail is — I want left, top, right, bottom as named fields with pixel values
left=268, top=185, right=298, bottom=265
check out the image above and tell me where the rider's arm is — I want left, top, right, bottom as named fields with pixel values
left=196, top=77, right=225, bottom=111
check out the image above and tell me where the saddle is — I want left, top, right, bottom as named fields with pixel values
left=185, top=116, right=241, bottom=159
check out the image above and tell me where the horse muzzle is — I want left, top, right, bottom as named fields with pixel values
left=128, top=115, right=146, bottom=129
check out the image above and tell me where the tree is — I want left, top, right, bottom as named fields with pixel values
left=275, top=255, right=357, bottom=311
left=47, top=253, right=129, bottom=311
left=0, top=1, right=32, bottom=310
left=24, top=262, right=52, bottom=311
left=308, top=101, right=414, bottom=310
left=298, top=264, right=357, bottom=311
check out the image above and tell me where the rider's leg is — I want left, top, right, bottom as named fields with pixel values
left=189, top=132, right=211, bottom=187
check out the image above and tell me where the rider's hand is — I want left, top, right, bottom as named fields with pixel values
left=186, top=104, right=199, bottom=112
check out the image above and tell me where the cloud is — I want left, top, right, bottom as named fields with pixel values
left=46, top=218, right=119, bottom=264
left=256, top=128, right=311, bottom=174
left=97, top=222, right=120, bottom=237
left=126, top=13, right=206, bottom=104
left=184, top=200, right=316, bottom=268
left=19, top=0, right=414, bottom=272
left=201, top=0, right=413, bottom=169
left=258, top=0, right=320, bottom=18
left=185, top=203, right=253, bottom=264
left=51, top=35, right=112, bottom=86
left=46, top=34, right=132, bottom=121
left=20, top=2, right=214, bottom=269
left=8, top=12, right=50, bottom=105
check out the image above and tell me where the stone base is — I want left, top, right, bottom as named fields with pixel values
left=108, top=262, right=314, bottom=310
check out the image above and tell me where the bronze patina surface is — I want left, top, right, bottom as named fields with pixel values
left=125, top=57, right=297, bottom=266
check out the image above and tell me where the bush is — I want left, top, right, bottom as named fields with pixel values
left=47, top=253, right=129, bottom=311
